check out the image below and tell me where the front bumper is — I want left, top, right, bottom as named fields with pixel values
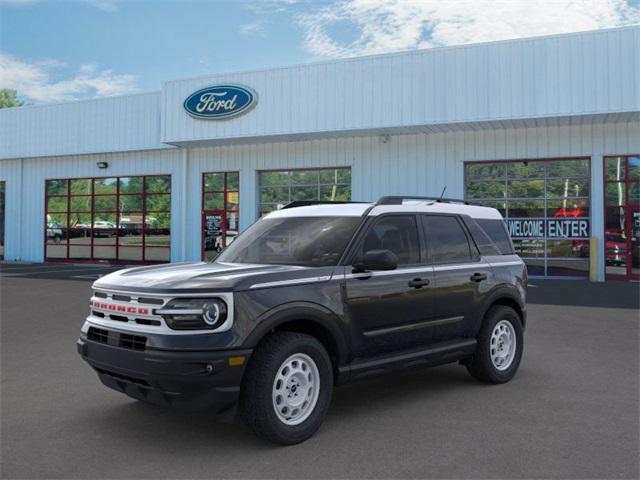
left=77, top=334, right=251, bottom=413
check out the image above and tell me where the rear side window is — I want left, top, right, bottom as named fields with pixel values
left=463, top=218, right=502, bottom=256
left=360, top=215, right=420, bottom=265
left=423, top=215, right=472, bottom=263
left=476, top=219, right=515, bottom=255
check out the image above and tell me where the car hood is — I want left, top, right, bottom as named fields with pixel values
left=93, top=261, right=322, bottom=293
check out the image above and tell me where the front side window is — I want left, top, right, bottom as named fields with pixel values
left=258, top=168, right=351, bottom=215
left=423, top=216, right=472, bottom=263
left=216, top=216, right=361, bottom=267
left=359, top=215, right=420, bottom=265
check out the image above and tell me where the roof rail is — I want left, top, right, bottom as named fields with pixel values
left=281, top=200, right=368, bottom=209
left=376, top=196, right=476, bottom=206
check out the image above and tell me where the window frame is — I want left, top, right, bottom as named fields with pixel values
left=464, top=157, right=591, bottom=277
left=201, top=171, right=240, bottom=261
left=0, top=181, right=4, bottom=260
left=602, top=155, right=640, bottom=280
left=44, top=174, right=171, bottom=264
left=257, top=166, right=351, bottom=216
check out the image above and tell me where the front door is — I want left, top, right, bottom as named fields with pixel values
left=202, top=210, right=226, bottom=261
left=343, top=215, right=435, bottom=357
left=604, top=156, right=639, bottom=280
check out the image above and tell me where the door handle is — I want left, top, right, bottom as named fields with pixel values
left=470, top=272, right=488, bottom=282
left=408, top=278, right=430, bottom=288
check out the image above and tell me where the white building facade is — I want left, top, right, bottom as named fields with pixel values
left=1, top=27, right=638, bottom=281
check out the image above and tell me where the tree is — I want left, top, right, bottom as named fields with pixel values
left=0, top=89, right=24, bottom=109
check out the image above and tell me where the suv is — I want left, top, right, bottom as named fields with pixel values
left=77, top=196, right=527, bottom=444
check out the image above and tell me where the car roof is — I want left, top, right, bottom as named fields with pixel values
left=264, top=201, right=503, bottom=220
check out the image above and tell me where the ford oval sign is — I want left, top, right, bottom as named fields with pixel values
left=183, top=84, right=257, bottom=120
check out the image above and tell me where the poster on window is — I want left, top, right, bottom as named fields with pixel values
left=204, top=213, right=224, bottom=260
left=507, top=219, right=590, bottom=238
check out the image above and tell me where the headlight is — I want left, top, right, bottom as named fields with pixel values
left=157, top=298, right=228, bottom=330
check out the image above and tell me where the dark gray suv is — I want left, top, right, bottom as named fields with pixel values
left=78, top=196, right=527, bottom=444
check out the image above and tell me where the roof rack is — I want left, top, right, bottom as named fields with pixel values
left=376, top=195, right=476, bottom=206
left=281, top=200, right=368, bottom=209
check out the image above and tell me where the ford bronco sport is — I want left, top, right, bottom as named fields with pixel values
left=77, top=196, right=527, bottom=444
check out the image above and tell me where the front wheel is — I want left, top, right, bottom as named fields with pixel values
left=240, top=332, right=333, bottom=445
left=466, top=305, right=523, bottom=384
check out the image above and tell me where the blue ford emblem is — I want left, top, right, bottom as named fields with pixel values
left=183, top=84, right=257, bottom=119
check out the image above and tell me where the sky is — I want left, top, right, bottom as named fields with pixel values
left=1, top=0, right=639, bottom=104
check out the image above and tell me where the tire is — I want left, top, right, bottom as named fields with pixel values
left=240, top=332, right=333, bottom=445
left=466, top=305, right=523, bottom=384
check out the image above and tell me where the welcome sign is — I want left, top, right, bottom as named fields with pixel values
left=507, top=219, right=590, bottom=238
left=184, top=84, right=257, bottom=119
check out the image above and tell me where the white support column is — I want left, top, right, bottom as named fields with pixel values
left=239, top=168, right=257, bottom=231
left=180, top=148, right=188, bottom=262
left=591, top=155, right=605, bottom=282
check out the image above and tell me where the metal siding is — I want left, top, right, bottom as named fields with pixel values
left=161, top=27, right=638, bottom=145
left=0, top=149, right=184, bottom=262
left=0, top=92, right=168, bottom=160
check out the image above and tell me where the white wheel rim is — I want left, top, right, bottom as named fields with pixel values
left=272, top=353, right=320, bottom=426
left=490, top=320, right=517, bottom=371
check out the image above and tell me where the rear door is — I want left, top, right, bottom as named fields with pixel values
left=342, top=214, right=435, bottom=357
left=421, top=215, right=492, bottom=341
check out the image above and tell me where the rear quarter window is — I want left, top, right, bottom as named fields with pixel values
left=475, top=219, right=515, bottom=255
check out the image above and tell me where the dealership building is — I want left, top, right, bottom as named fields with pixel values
left=0, top=26, right=638, bottom=281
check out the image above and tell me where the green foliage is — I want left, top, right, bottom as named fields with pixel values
left=0, top=89, right=24, bottom=109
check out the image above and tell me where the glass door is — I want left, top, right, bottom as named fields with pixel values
left=0, top=181, right=5, bottom=260
left=202, top=172, right=239, bottom=261
left=604, top=156, right=639, bottom=280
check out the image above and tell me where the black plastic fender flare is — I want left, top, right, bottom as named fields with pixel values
left=243, top=301, right=351, bottom=366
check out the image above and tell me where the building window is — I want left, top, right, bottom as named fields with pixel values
left=465, top=158, right=591, bottom=277
left=0, top=181, right=5, bottom=260
left=258, top=167, right=351, bottom=215
left=202, top=171, right=239, bottom=261
left=45, top=175, right=171, bottom=263
left=603, top=155, right=639, bottom=280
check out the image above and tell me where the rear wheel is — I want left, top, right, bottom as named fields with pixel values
left=240, top=332, right=333, bottom=445
left=466, top=305, right=523, bottom=384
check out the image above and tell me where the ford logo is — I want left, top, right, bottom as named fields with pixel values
left=183, top=84, right=257, bottom=120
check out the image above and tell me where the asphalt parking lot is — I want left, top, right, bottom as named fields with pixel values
left=1, top=263, right=638, bottom=479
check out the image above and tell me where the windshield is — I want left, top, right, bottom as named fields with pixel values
left=216, top=216, right=362, bottom=267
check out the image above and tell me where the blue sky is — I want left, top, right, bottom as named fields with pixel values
left=1, top=0, right=639, bottom=103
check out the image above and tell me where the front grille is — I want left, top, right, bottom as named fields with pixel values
left=135, top=318, right=161, bottom=326
left=91, top=289, right=167, bottom=329
left=87, top=327, right=108, bottom=344
left=86, top=326, right=147, bottom=351
left=112, top=294, right=132, bottom=302
left=137, top=297, right=164, bottom=305
left=120, top=333, right=146, bottom=351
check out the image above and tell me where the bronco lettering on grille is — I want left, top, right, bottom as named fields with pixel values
left=90, top=300, right=150, bottom=316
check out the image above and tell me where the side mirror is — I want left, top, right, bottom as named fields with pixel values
left=354, top=249, right=398, bottom=272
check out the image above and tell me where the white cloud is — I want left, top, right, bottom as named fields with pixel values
left=86, top=0, right=119, bottom=12
left=239, top=19, right=266, bottom=36
left=298, top=0, right=640, bottom=58
left=0, top=53, right=138, bottom=102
